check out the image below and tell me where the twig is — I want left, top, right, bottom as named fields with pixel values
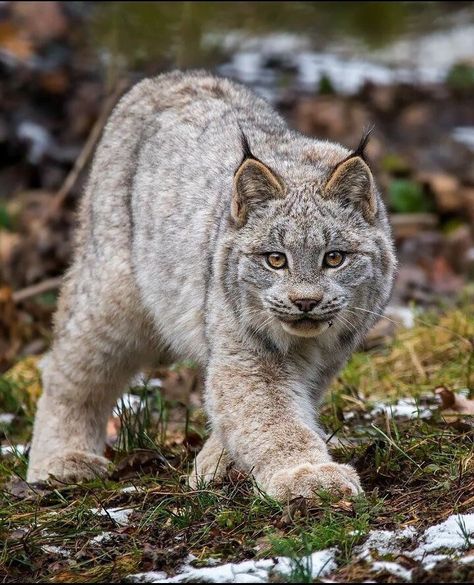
left=50, top=79, right=128, bottom=213
left=12, top=277, right=63, bottom=303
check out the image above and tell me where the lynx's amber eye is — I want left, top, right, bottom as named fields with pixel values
left=266, top=252, right=287, bottom=269
left=324, top=251, right=345, bottom=268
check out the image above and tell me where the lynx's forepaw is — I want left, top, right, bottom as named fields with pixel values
left=188, top=442, right=233, bottom=489
left=27, top=450, right=111, bottom=484
left=266, top=462, right=362, bottom=502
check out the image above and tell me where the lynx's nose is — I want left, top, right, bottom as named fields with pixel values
left=292, top=298, right=321, bottom=313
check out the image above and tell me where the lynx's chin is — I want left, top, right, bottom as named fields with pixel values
left=280, top=318, right=333, bottom=338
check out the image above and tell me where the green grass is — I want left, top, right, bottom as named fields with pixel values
left=0, top=299, right=473, bottom=582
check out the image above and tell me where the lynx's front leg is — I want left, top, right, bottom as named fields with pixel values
left=204, top=344, right=362, bottom=502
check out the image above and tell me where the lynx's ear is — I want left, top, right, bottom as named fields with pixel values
left=323, top=128, right=377, bottom=222
left=232, top=135, right=285, bottom=226
left=323, top=156, right=377, bottom=222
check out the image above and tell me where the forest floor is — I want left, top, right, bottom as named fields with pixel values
left=1, top=3, right=474, bottom=582
left=1, top=294, right=473, bottom=583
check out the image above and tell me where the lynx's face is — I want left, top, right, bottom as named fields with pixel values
left=230, top=139, right=396, bottom=342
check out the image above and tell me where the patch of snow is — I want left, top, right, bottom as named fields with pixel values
left=120, top=485, right=142, bottom=494
left=411, top=514, right=474, bottom=557
left=461, top=554, right=474, bottom=565
left=371, top=398, right=432, bottom=420
left=214, top=22, right=474, bottom=98
left=132, top=373, right=164, bottom=389
left=0, top=413, right=15, bottom=425
left=452, top=127, right=474, bottom=152
left=358, top=514, right=474, bottom=575
left=91, top=531, right=114, bottom=544
left=128, top=549, right=336, bottom=583
left=0, top=443, right=26, bottom=456
left=385, top=306, right=415, bottom=329
left=41, top=545, right=69, bottom=557
left=113, top=393, right=143, bottom=416
left=16, top=121, right=53, bottom=164
left=371, top=561, right=412, bottom=581
left=90, top=507, right=134, bottom=526
left=276, top=549, right=337, bottom=579
left=357, top=526, right=416, bottom=557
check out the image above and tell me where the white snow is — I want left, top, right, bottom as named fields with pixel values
left=120, top=485, right=142, bottom=494
left=41, top=544, right=69, bottom=557
left=90, top=507, right=134, bottom=526
left=371, top=561, right=412, bottom=581
left=0, top=413, right=15, bottom=425
left=384, top=306, right=416, bottom=329
left=127, top=514, right=474, bottom=583
left=128, top=548, right=336, bottom=583
left=370, top=398, right=432, bottom=420
left=358, top=514, right=474, bottom=577
left=214, top=22, right=474, bottom=97
left=113, top=393, right=143, bottom=416
left=411, top=514, right=474, bottom=557
left=0, top=443, right=26, bottom=456
left=452, top=127, right=474, bottom=152
left=357, top=526, right=416, bottom=558
left=91, top=531, right=115, bottom=544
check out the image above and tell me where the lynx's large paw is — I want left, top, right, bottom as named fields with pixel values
left=266, top=462, right=362, bottom=502
left=27, top=450, right=111, bottom=483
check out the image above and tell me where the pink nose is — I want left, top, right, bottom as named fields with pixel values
left=292, top=298, right=321, bottom=313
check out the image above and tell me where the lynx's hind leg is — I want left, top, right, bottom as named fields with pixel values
left=27, top=261, right=156, bottom=484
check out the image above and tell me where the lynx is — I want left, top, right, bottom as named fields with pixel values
left=27, top=71, right=396, bottom=500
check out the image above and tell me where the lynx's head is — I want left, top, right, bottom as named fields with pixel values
left=228, top=132, right=396, bottom=349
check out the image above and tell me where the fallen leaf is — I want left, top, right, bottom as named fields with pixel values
left=111, top=449, right=168, bottom=481
left=435, top=386, right=474, bottom=414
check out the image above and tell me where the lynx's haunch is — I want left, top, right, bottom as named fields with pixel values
left=27, top=71, right=396, bottom=499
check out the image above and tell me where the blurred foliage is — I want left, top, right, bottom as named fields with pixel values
left=90, top=1, right=458, bottom=71
left=0, top=204, right=11, bottom=231
left=381, top=153, right=411, bottom=176
left=389, top=178, right=433, bottom=213
left=446, top=62, right=474, bottom=91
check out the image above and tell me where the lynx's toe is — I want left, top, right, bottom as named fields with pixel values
left=266, top=462, right=363, bottom=502
left=27, top=450, right=111, bottom=484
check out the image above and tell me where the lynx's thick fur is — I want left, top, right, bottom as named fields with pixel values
left=27, top=71, right=396, bottom=499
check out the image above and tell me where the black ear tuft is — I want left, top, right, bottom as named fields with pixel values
left=352, top=124, right=375, bottom=162
left=240, top=131, right=255, bottom=162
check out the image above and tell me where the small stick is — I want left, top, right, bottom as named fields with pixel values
left=50, top=79, right=128, bottom=213
left=12, top=276, right=63, bottom=303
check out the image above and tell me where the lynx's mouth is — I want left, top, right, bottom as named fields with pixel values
left=278, top=316, right=333, bottom=338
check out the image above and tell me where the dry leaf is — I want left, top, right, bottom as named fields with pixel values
left=111, top=449, right=168, bottom=481
left=435, top=386, right=474, bottom=415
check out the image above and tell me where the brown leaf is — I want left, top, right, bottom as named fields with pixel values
left=435, top=386, right=474, bottom=415
left=111, top=449, right=168, bottom=481
left=106, top=416, right=121, bottom=445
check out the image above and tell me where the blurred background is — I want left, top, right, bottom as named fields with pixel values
left=0, top=1, right=473, bottom=372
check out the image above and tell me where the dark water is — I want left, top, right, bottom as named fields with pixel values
left=87, top=2, right=474, bottom=105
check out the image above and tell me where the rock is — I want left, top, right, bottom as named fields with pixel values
left=445, top=224, right=474, bottom=274
left=398, top=103, right=433, bottom=133
left=419, top=172, right=462, bottom=213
